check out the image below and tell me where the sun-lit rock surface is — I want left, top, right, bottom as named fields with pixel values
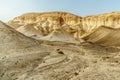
left=8, top=11, right=120, bottom=46
left=81, top=26, right=120, bottom=46
left=81, top=12, right=120, bottom=46
left=82, top=12, right=120, bottom=32
left=1, top=11, right=120, bottom=80
left=8, top=12, right=83, bottom=41
left=1, top=21, right=120, bottom=80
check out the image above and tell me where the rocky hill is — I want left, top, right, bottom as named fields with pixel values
left=0, top=21, right=39, bottom=49
left=82, top=12, right=120, bottom=32
left=8, top=11, right=120, bottom=46
left=81, top=12, right=120, bottom=46
left=1, top=20, right=120, bottom=80
left=8, top=12, right=83, bottom=41
left=1, top=10, right=120, bottom=80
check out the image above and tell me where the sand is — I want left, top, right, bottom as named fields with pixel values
left=1, top=20, right=120, bottom=80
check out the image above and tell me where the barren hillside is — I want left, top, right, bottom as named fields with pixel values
left=8, top=12, right=120, bottom=46
left=1, top=12, right=120, bottom=80
left=81, top=12, right=120, bottom=46
left=8, top=12, right=83, bottom=41
left=1, top=20, right=120, bottom=80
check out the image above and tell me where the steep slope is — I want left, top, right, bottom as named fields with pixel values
left=0, top=21, right=54, bottom=61
left=8, top=12, right=82, bottom=39
left=80, top=12, right=120, bottom=46
left=16, top=23, right=43, bottom=39
left=81, top=26, right=120, bottom=46
left=41, top=28, right=76, bottom=42
left=8, top=12, right=82, bottom=28
left=0, top=21, right=55, bottom=80
left=0, top=21, right=39, bottom=48
left=1, top=19, right=120, bottom=80
left=8, top=11, right=120, bottom=46
left=82, top=12, right=120, bottom=32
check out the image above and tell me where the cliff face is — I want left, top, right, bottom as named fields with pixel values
left=8, top=11, right=120, bottom=46
left=2, top=13, right=120, bottom=80
left=82, top=12, right=120, bottom=32
left=8, top=12, right=83, bottom=42
left=9, top=12, right=82, bottom=25
left=9, top=12, right=120, bottom=35
left=80, top=12, right=120, bottom=46
left=9, top=12, right=82, bottom=34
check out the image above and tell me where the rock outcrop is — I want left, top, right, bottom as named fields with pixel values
left=82, top=12, right=120, bottom=32
left=81, top=12, right=120, bottom=46
left=8, top=12, right=83, bottom=41
left=81, top=26, right=120, bottom=46
left=1, top=12, right=120, bottom=80
left=8, top=11, right=120, bottom=46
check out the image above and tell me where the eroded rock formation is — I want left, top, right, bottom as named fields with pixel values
left=8, top=12, right=82, bottom=38
left=82, top=12, right=120, bottom=32
left=1, top=12, right=120, bottom=80
left=1, top=21, right=120, bottom=80
left=81, top=12, right=120, bottom=46
left=8, top=11, right=120, bottom=46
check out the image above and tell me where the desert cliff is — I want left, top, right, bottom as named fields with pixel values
left=82, top=12, right=120, bottom=32
left=8, top=12, right=83, bottom=41
left=1, top=20, right=120, bottom=80
left=1, top=11, right=120, bottom=80
left=8, top=12, right=120, bottom=46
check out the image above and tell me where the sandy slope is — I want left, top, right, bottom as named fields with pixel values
left=0, top=21, right=54, bottom=80
left=1, top=20, right=120, bottom=80
left=81, top=26, right=120, bottom=46
left=1, top=40, right=120, bottom=80
left=41, top=28, right=77, bottom=43
left=16, top=23, right=43, bottom=40
left=0, top=21, right=44, bottom=53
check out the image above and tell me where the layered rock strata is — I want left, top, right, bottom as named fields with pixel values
left=8, top=12, right=120, bottom=46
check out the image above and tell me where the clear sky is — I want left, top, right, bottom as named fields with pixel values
left=0, top=0, right=120, bottom=22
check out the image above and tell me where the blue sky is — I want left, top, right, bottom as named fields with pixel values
left=0, top=0, right=120, bottom=22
